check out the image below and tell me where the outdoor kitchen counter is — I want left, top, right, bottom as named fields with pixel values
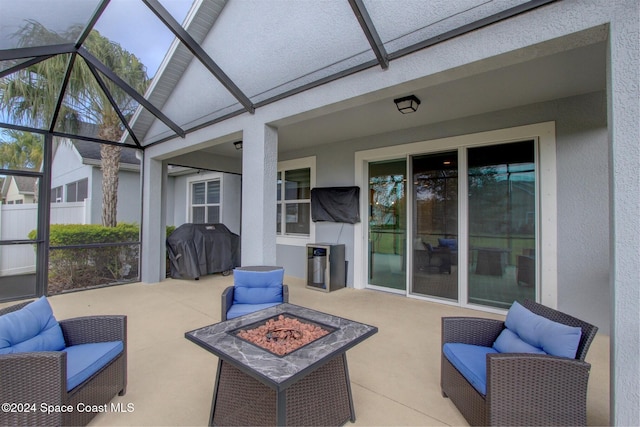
left=185, top=303, right=378, bottom=426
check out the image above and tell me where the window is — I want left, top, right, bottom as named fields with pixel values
left=66, top=178, right=88, bottom=202
left=51, top=186, right=63, bottom=203
left=277, top=157, right=315, bottom=244
left=191, top=179, right=220, bottom=224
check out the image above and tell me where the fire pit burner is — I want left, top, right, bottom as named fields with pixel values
left=232, top=313, right=335, bottom=356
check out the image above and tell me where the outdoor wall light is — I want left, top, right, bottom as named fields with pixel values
left=234, top=141, right=243, bottom=150
left=393, top=95, right=421, bottom=114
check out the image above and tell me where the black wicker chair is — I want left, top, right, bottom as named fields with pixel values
left=0, top=300, right=127, bottom=426
left=441, top=299, right=598, bottom=426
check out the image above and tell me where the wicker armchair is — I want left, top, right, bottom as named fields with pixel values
left=0, top=300, right=127, bottom=426
left=441, top=299, right=598, bottom=426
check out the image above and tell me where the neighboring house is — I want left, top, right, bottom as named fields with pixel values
left=51, top=140, right=142, bottom=224
left=1, top=175, right=37, bottom=205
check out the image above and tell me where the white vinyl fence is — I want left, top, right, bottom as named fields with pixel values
left=0, top=200, right=90, bottom=276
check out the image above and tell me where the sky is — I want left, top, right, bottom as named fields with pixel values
left=0, top=0, right=195, bottom=78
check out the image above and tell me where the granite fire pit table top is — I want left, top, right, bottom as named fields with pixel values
left=185, top=303, right=378, bottom=392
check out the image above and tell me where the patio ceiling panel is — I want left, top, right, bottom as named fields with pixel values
left=364, top=0, right=547, bottom=57
left=1, top=54, right=67, bottom=131
left=0, top=0, right=100, bottom=50
left=202, top=0, right=376, bottom=106
left=0, top=58, right=36, bottom=75
left=142, top=56, right=242, bottom=144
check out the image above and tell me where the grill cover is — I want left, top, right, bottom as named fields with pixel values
left=167, top=223, right=240, bottom=279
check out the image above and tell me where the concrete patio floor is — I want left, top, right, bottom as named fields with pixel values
left=3, top=273, right=610, bottom=426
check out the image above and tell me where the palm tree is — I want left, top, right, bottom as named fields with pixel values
left=0, top=129, right=44, bottom=170
left=0, top=20, right=149, bottom=226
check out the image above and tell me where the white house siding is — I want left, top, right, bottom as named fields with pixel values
left=51, top=143, right=90, bottom=193
left=88, top=167, right=141, bottom=225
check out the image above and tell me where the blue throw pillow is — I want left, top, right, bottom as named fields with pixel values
left=504, top=301, right=582, bottom=359
left=0, top=297, right=65, bottom=354
left=438, top=238, right=458, bottom=250
left=233, top=268, right=284, bottom=305
left=493, top=328, right=546, bottom=354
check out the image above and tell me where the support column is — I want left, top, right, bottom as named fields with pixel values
left=141, top=155, right=167, bottom=283
left=608, top=5, right=640, bottom=425
left=241, top=123, right=278, bottom=266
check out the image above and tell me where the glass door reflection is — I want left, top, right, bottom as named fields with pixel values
left=467, top=141, right=536, bottom=309
left=368, top=160, right=406, bottom=291
left=411, top=152, right=458, bottom=301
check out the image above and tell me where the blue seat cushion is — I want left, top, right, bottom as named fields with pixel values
left=227, top=302, right=282, bottom=320
left=232, top=268, right=284, bottom=305
left=504, top=301, right=582, bottom=358
left=443, top=343, right=497, bottom=395
left=0, top=297, right=65, bottom=354
left=65, top=341, right=124, bottom=391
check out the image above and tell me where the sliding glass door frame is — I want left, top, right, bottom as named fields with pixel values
left=353, top=122, right=557, bottom=313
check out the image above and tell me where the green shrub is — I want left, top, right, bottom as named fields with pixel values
left=30, top=223, right=180, bottom=294
left=33, top=223, right=140, bottom=293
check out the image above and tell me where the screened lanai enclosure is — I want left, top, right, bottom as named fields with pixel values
left=1, top=0, right=556, bottom=300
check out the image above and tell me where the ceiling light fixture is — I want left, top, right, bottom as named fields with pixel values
left=233, top=141, right=243, bottom=150
left=393, top=95, right=421, bottom=114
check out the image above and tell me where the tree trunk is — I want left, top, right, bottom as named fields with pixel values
left=101, top=143, right=120, bottom=227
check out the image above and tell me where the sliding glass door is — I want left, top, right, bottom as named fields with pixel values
left=362, top=136, right=540, bottom=311
left=467, top=141, right=536, bottom=309
left=411, top=152, right=458, bottom=301
left=368, top=160, right=406, bottom=291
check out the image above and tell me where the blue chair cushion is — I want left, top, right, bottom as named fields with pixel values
left=227, top=302, right=282, bottom=320
left=232, top=268, right=284, bottom=305
left=438, top=238, right=458, bottom=251
left=504, top=301, right=582, bottom=358
left=443, top=343, right=498, bottom=395
left=65, top=341, right=124, bottom=391
left=0, top=297, right=65, bottom=354
left=493, top=328, right=547, bottom=354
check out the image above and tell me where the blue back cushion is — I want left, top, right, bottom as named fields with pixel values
left=503, top=301, right=582, bottom=358
left=233, top=268, right=284, bottom=305
left=0, top=297, right=66, bottom=354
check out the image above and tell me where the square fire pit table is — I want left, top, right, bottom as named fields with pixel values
left=185, top=303, right=378, bottom=426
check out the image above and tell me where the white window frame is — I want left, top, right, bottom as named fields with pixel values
left=277, top=156, right=316, bottom=247
left=354, top=122, right=557, bottom=311
left=186, top=172, right=222, bottom=224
